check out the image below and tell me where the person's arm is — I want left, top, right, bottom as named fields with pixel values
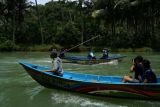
left=43, top=69, right=56, bottom=72
left=130, top=59, right=136, bottom=72
left=143, top=79, right=148, bottom=83
left=130, top=64, right=136, bottom=72
left=142, top=70, right=150, bottom=83
left=44, top=59, right=57, bottom=72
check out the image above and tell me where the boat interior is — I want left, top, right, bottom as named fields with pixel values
left=21, top=62, right=160, bottom=84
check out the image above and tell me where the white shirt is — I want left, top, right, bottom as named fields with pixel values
left=89, top=52, right=94, bottom=57
left=53, top=57, right=63, bottom=73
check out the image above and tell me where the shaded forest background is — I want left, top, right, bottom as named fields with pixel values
left=0, top=0, right=160, bottom=51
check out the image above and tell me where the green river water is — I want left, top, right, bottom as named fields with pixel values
left=0, top=52, right=160, bottom=107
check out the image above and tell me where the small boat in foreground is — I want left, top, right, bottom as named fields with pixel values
left=63, top=54, right=126, bottom=65
left=19, top=61, right=160, bottom=100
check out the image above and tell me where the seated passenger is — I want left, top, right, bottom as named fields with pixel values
left=122, top=56, right=144, bottom=83
left=44, top=50, right=63, bottom=76
left=100, top=48, right=109, bottom=59
left=59, top=48, right=67, bottom=58
left=142, top=59, right=157, bottom=83
left=87, top=48, right=96, bottom=60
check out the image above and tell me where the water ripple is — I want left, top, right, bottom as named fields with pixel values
left=25, top=86, right=45, bottom=100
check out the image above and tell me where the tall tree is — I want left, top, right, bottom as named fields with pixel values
left=35, top=0, right=44, bottom=44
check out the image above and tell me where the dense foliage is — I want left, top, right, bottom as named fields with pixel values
left=0, top=0, right=160, bottom=51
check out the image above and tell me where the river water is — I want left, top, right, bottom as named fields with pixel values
left=0, top=52, right=160, bottom=107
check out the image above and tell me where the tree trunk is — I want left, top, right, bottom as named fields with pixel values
left=151, top=2, right=154, bottom=37
left=12, top=10, right=16, bottom=44
left=35, top=0, right=44, bottom=44
left=81, top=15, right=84, bottom=45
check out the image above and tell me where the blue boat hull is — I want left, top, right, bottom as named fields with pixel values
left=64, top=55, right=126, bottom=64
left=19, top=62, right=160, bottom=100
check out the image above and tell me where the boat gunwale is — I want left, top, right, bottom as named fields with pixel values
left=65, top=55, right=126, bottom=61
left=19, top=61, right=160, bottom=85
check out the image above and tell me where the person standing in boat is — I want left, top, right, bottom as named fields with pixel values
left=141, top=59, right=157, bottom=83
left=122, top=56, right=144, bottom=83
left=45, top=50, right=63, bottom=76
left=100, top=48, right=109, bottom=59
left=87, top=48, right=96, bottom=60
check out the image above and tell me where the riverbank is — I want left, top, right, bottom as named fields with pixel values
left=0, top=42, right=154, bottom=52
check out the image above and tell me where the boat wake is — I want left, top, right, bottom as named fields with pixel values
left=100, top=60, right=118, bottom=65
left=51, top=93, right=126, bottom=107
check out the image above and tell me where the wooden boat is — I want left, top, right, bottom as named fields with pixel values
left=63, top=54, right=126, bottom=65
left=19, top=61, right=160, bottom=100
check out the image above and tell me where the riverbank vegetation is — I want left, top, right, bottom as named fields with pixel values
left=0, top=0, right=160, bottom=52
